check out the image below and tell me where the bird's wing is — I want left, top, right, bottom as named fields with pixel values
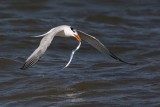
left=21, top=31, right=56, bottom=70
left=77, top=30, right=136, bottom=65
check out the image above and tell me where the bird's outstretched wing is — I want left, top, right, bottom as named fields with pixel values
left=21, top=31, right=56, bottom=70
left=77, top=30, right=136, bottom=65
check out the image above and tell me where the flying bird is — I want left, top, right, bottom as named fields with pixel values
left=21, top=25, right=135, bottom=70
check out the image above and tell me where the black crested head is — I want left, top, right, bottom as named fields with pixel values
left=70, top=27, right=76, bottom=33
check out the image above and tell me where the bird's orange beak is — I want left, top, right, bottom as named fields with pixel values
left=74, top=34, right=81, bottom=42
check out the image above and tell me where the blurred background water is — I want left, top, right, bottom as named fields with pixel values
left=0, top=0, right=160, bottom=107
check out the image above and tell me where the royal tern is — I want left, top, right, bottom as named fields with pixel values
left=21, top=25, right=135, bottom=70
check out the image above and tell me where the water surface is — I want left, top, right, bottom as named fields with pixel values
left=0, top=0, right=160, bottom=107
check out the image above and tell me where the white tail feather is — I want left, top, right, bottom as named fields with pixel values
left=32, top=28, right=55, bottom=37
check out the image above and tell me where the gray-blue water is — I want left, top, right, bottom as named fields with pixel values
left=0, top=0, right=160, bottom=107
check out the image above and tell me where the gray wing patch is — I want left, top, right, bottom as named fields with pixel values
left=21, top=50, right=42, bottom=70
left=77, top=30, right=136, bottom=65
left=21, top=29, right=56, bottom=70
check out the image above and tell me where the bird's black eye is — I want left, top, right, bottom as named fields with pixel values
left=70, top=27, right=75, bottom=32
left=70, top=27, right=74, bottom=31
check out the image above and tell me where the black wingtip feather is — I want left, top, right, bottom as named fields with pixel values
left=20, top=63, right=29, bottom=70
left=20, top=57, right=39, bottom=70
left=109, top=50, right=137, bottom=65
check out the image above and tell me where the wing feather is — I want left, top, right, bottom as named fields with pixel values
left=21, top=32, right=56, bottom=70
left=77, top=30, right=136, bottom=65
